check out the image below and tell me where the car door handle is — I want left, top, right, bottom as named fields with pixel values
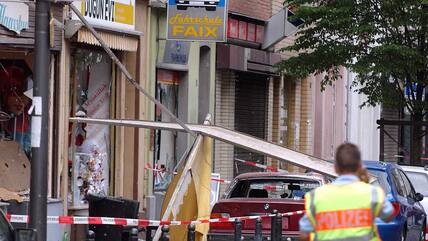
left=246, top=213, right=265, bottom=216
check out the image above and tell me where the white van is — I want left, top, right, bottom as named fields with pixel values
left=402, top=165, right=428, bottom=241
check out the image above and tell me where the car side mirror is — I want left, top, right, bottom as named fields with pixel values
left=15, top=228, right=36, bottom=241
left=415, top=193, right=424, bottom=202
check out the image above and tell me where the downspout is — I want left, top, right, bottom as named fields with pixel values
left=346, top=69, right=351, bottom=142
left=332, top=82, right=336, bottom=158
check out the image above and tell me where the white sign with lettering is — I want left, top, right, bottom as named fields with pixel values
left=72, top=0, right=135, bottom=31
left=0, top=2, right=29, bottom=34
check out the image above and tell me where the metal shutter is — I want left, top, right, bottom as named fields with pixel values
left=234, top=72, right=269, bottom=175
left=381, top=107, right=401, bottom=161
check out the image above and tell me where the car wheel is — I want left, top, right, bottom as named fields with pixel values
left=420, top=222, right=426, bottom=241
left=401, top=227, right=407, bottom=241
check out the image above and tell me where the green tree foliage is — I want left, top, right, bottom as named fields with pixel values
left=279, top=0, right=427, bottom=162
left=280, top=0, right=427, bottom=112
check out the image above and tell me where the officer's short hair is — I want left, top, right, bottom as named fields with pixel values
left=335, top=143, right=361, bottom=172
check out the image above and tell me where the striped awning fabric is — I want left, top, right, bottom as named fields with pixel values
left=77, top=27, right=138, bottom=52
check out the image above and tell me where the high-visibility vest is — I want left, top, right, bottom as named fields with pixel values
left=305, top=181, right=384, bottom=241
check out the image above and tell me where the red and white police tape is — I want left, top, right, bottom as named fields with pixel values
left=6, top=210, right=305, bottom=226
left=235, top=159, right=287, bottom=173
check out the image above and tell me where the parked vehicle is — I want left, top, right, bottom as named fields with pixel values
left=402, top=165, right=428, bottom=241
left=208, top=172, right=328, bottom=241
left=365, top=161, right=426, bottom=241
left=175, top=0, right=220, bottom=11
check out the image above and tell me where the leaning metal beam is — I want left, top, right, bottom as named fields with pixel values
left=70, top=117, right=337, bottom=177
left=68, top=4, right=197, bottom=138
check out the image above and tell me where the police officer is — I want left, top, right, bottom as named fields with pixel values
left=299, top=143, right=396, bottom=241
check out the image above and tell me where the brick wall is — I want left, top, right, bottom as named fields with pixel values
left=299, top=77, right=313, bottom=155
left=214, top=70, right=236, bottom=193
left=283, top=78, right=301, bottom=172
left=272, top=78, right=281, bottom=145
left=267, top=77, right=274, bottom=143
left=229, top=0, right=272, bottom=20
left=270, top=77, right=282, bottom=168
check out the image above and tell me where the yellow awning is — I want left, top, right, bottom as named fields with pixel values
left=77, top=27, right=138, bottom=52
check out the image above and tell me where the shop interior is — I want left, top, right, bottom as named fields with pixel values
left=0, top=59, right=33, bottom=157
left=0, top=54, right=34, bottom=204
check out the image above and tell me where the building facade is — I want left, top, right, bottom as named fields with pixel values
left=145, top=3, right=217, bottom=218
left=214, top=0, right=282, bottom=191
left=58, top=1, right=151, bottom=239
left=272, top=0, right=381, bottom=166
left=0, top=2, right=65, bottom=240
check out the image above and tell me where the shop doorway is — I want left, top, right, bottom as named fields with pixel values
left=154, top=69, right=183, bottom=191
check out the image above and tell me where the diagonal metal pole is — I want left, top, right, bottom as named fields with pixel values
left=68, top=3, right=197, bottom=138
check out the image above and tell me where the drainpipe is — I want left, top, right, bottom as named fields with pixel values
left=346, top=69, right=352, bottom=142
left=331, top=82, right=336, bottom=158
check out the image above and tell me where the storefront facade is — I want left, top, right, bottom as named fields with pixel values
left=145, top=5, right=217, bottom=219
left=214, top=13, right=282, bottom=192
left=56, top=1, right=151, bottom=237
left=0, top=2, right=66, bottom=240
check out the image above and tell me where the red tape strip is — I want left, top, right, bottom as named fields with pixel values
left=6, top=210, right=305, bottom=226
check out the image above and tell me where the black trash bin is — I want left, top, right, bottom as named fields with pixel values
left=87, top=194, right=139, bottom=241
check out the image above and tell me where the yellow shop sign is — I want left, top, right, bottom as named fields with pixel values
left=169, top=14, right=223, bottom=38
left=73, top=0, right=135, bottom=30
left=167, top=0, right=227, bottom=42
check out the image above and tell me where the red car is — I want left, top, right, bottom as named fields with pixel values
left=208, top=172, right=329, bottom=241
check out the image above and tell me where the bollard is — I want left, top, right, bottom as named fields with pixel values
left=254, top=217, right=263, bottom=241
left=234, top=219, right=242, bottom=241
left=187, top=224, right=196, bottom=241
left=274, top=212, right=283, bottom=241
left=161, top=225, right=170, bottom=241
left=86, top=230, right=95, bottom=241
left=146, top=227, right=153, bottom=241
left=129, top=228, right=139, bottom=241
left=270, top=210, right=278, bottom=241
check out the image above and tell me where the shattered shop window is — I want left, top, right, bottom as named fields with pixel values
left=69, top=49, right=112, bottom=206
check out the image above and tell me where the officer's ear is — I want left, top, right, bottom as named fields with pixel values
left=334, top=163, right=340, bottom=174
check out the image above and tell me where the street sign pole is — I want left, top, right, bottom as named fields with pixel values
left=29, top=0, right=50, bottom=239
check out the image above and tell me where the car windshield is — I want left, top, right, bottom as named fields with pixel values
left=367, top=169, right=392, bottom=194
left=229, top=178, right=321, bottom=200
left=404, top=171, right=428, bottom=196
left=0, top=211, right=13, bottom=241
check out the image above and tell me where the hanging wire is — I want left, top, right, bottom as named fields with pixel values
left=0, top=111, right=11, bottom=122
left=0, top=62, right=9, bottom=76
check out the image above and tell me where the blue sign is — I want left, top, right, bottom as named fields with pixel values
left=0, top=2, right=29, bottom=34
